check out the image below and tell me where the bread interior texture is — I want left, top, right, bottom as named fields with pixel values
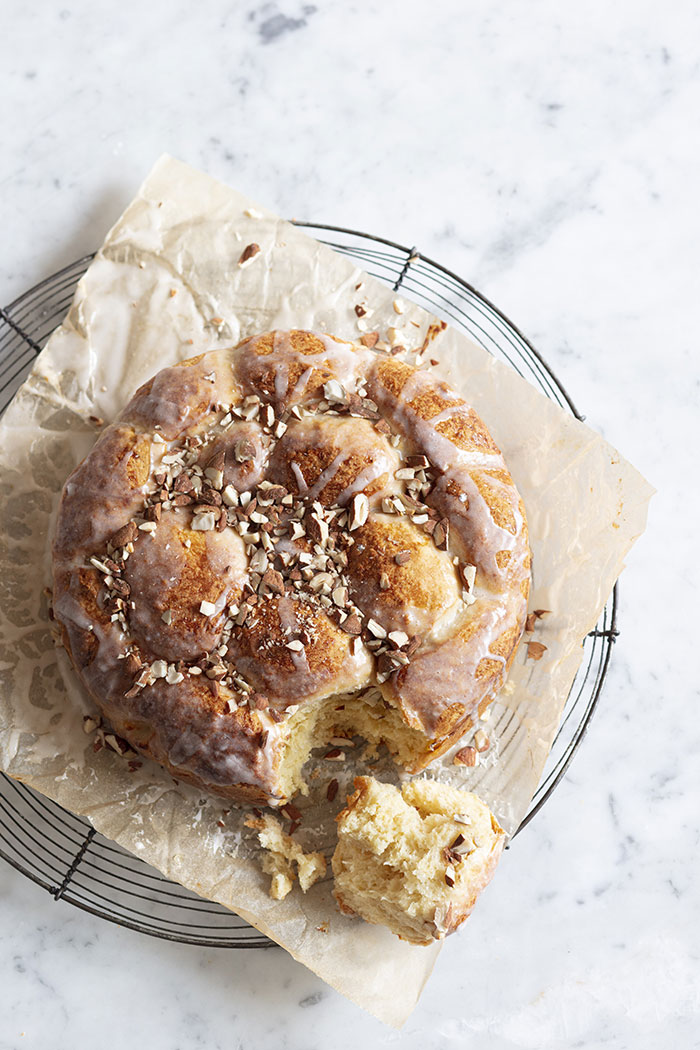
left=332, top=777, right=504, bottom=945
left=274, top=687, right=426, bottom=801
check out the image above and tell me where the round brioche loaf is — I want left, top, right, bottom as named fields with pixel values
left=52, top=330, right=530, bottom=804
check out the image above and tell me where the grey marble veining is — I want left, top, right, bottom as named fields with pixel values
left=1, top=1, right=699, bottom=1047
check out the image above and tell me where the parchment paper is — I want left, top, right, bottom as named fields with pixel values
left=0, top=156, right=653, bottom=1026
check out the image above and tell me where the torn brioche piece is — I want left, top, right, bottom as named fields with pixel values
left=248, top=813, right=326, bottom=900
left=332, top=776, right=505, bottom=944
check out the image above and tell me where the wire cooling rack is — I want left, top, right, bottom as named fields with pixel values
left=0, top=224, right=618, bottom=947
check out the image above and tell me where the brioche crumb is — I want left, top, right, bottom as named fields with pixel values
left=250, top=813, right=326, bottom=899
left=274, top=686, right=429, bottom=800
left=332, top=776, right=504, bottom=944
left=269, top=869, right=294, bottom=900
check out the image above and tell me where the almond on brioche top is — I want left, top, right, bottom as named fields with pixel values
left=52, top=329, right=530, bottom=804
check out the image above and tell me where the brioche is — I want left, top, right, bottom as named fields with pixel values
left=52, top=330, right=530, bottom=804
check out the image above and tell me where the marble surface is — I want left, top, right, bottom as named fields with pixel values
left=1, top=1, right=698, bottom=1047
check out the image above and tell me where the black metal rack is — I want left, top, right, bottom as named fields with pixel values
left=0, top=225, right=617, bottom=947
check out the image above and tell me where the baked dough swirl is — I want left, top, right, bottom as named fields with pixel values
left=52, top=330, right=530, bottom=804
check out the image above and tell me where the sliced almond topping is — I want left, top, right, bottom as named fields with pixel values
left=474, top=729, right=490, bottom=752
left=89, top=556, right=112, bottom=574
left=454, top=745, right=478, bottom=767
left=308, top=571, right=333, bottom=594
left=526, top=641, right=548, bottom=661
left=332, top=585, right=348, bottom=608
left=204, top=466, right=224, bottom=489
left=433, top=518, right=450, bottom=550
left=525, top=609, right=551, bottom=632
left=461, top=564, right=476, bottom=590
left=341, top=613, right=362, bottom=636
left=104, top=733, right=130, bottom=756
left=262, top=568, right=285, bottom=595
left=388, top=630, right=409, bottom=649
left=249, top=548, right=269, bottom=573
left=192, top=511, right=217, bottom=531
left=238, top=242, right=261, bottom=266
left=366, top=618, right=387, bottom=639
left=110, top=522, right=137, bottom=548
left=348, top=492, right=369, bottom=531
left=199, top=600, right=217, bottom=617
left=323, top=379, right=347, bottom=404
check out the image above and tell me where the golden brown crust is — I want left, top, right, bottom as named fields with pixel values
left=226, top=595, right=370, bottom=706
left=268, top=417, right=397, bottom=506
left=372, top=358, right=414, bottom=396
left=433, top=408, right=501, bottom=454
left=247, top=331, right=330, bottom=357
left=346, top=515, right=461, bottom=637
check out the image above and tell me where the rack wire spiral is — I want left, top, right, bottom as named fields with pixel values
left=0, top=224, right=618, bottom=948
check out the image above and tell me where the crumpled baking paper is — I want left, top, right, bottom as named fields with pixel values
left=0, top=156, right=653, bottom=1026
